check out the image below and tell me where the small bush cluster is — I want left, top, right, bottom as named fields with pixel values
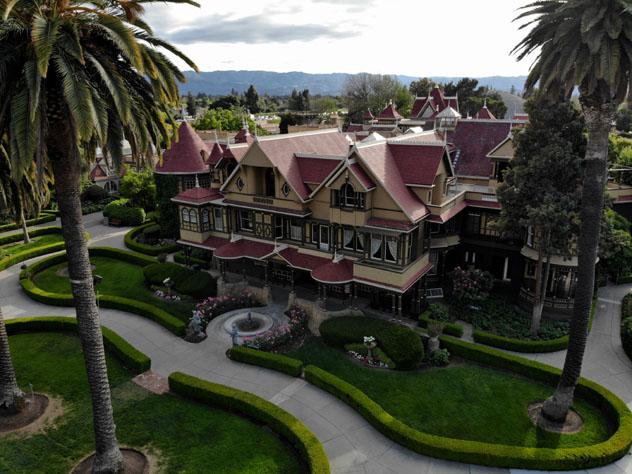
left=245, top=306, right=309, bottom=352
left=124, top=223, right=178, bottom=256
left=320, top=317, right=423, bottom=370
left=103, top=198, right=146, bottom=226
left=450, top=266, right=494, bottom=304
left=621, top=294, right=632, bottom=362
left=195, top=293, right=259, bottom=327
left=228, top=346, right=303, bottom=377
left=428, top=348, right=450, bottom=367
left=143, top=262, right=215, bottom=299
left=168, top=372, right=330, bottom=474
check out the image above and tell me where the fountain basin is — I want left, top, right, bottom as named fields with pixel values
left=223, top=311, right=274, bottom=337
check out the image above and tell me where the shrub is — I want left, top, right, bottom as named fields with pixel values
left=245, top=306, right=309, bottom=351
left=81, top=184, right=109, bottom=202
left=5, top=316, right=151, bottom=374
left=418, top=312, right=464, bottom=338
left=228, top=346, right=303, bottom=377
left=168, top=372, right=329, bottom=474
left=450, top=266, right=494, bottom=304
left=103, top=199, right=146, bottom=226
left=428, top=303, right=450, bottom=321
left=142, top=262, right=215, bottom=298
left=124, top=223, right=178, bottom=256
left=195, top=294, right=259, bottom=327
left=320, top=317, right=423, bottom=371
left=428, top=348, right=450, bottom=367
left=120, top=168, right=156, bottom=211
left=143, top=262, right=189, bottom=286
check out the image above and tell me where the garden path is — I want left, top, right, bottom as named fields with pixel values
left=1, top=213, right=632, bottom=474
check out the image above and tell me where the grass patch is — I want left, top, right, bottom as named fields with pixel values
left=0, top=234, right=64, bottom=258
left=287, top=337, right=613, bottom=449
left=33, top=256, right=196, bottom=322
left=0, top=333, right=303, bottom=474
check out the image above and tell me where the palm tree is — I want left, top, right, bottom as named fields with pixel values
left=0, top=304, right=23, bottom=414
left=0, top=1, right=198, bottom=471
left=513, top=0, right=632, bottom=422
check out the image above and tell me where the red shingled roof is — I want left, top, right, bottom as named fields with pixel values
left=410, top=87, right=459, bottom=119
left=355, top=142, right=428, bottom=222
left=278, top=248, right=329, bottom=272
left=363, top=109, right=375, bottom=120
left=474, top=106, right=496, bottom=120
left=427, top=200, right=468, bottom=224
left=349, top=162, right=375, bottom=190
left=252, top=130, right=350, bottom=201
left=178, top=235, right=230, bottom=251
left=297, top=156, right=341, bottom=184
left=365, top=217, right=416, bottom=231
left=451, top=121, right=512, bottom=178
left=312, top=258, right=354, bottom=284
left=234, top=127, right=254, bottom=144
left=156, top=122, right=209, bottom=174
left=207, top=142, right=225, bottom=166
left=214, top=239, right=275, bottom=260
left=346, top=124, right=364, bottom=133
left=389, top=144, right=447, bottom=186
left=172, top=187, right=222, bottom=205
left=377, top=102, right=403, bottom=120
left=90, top=164, right=109, bottom=181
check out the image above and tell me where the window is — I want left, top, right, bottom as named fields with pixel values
left=341, top=183, right=355, bottom=207
left=201, top=208, right=211, bottom=232
left=466, top=213, right=481, bottom=234
left=311, top=224, right=319, bottom=244
left=264, top=168, right=276, bottom=197
left=282, top=182, right=291, bottom=197
left=290, top=222, right=303, bottom=241
left=465, top=250, right=476, bottom=265
left=527, top=226, right=534, bottom=247
left=319, top=225, right=329, bottom=250
left=407, top=232, right=418, bottom=262
left=239, top=210, right=253, bottom=231
left=429, top=250, right=439, bottom=275
left=430, top=223, right=441, bottom=235
left=385, top=237, right=397, bottom=263
left=198, top=174, right=211, bottom=189
left=181, top=208, right=198, bottom=231
left=236, top=176, right=245, bottom=191
left=274, top=216, right=283, bottom=239
left=343, top=229, right=354, bottom=250
left=214, top=208, right=224, bottom=231
left=371, top=234, right=384, bottom=260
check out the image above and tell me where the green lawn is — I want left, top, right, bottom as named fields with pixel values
left=0, top=234, right=64, bottom=258
left=288, top=338, right=614, bottom=448
left=0, top=333, right=303, bottom=474
left=33, top=256, right=196, bottom=322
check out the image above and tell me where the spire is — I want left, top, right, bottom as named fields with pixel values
left=483, top=97, right=488, bottom=108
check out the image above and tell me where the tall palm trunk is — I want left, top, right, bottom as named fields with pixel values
left=19, top=208, right=31, bottom=245
left=541, top=102, right=614, bottom=422
left=0, top=305, right=24, bottom=413
left=531, top=243, right=545, bottom=335
left=48, top=97, right=123, bottom=473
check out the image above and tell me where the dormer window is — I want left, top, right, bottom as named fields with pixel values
left=342, top=183, right=355, bottom=207
left=332, top=183, right=366, bottom=210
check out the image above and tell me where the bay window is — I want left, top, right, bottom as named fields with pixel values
left=370, top=234, right=399, bottom=263
left=239, top=210, right=253, bottom=232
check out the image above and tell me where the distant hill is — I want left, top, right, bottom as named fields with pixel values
left=180, top=70, right=527, bottom=97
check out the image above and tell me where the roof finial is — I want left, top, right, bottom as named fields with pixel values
left=195, top=174, right=200, bottom=188
left=483, top=97, right=488, bottom=108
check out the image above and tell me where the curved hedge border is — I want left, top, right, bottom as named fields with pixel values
left=169, top=372, right=329, bottom=474
left=124, top=222, right=178, bottom=256
left=418, top=313, right=464, bottom=338
left=5, top=316, right=151, bottom=374
left=228, top=346, right=303, bottom=377
left=471, top=300, right=597, bottom=353
left=302, top=335, right=632, bottom=470
left=0, top=214, right=57, bottom=233
left=0, top=227, right=74, bottom=271
left=19, top=247, right=185, bottom=336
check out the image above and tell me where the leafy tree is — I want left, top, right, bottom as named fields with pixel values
left=288, top=89, right=311, bottom=111
left=514, top=0, right=632, bottom=423
left=497, top=94, right=585, bottom=334
left=314, top=97, right=338, bottom=114
left=120, top=169, right=157, bottom=211
left=442, top=78, right=507, bottom=118
left=155, top=174, right=180, bottom=238
left=193, top=108, right=259, bottom=134
left=279, top=113, right=297, bottom=134
left=616, top=108, right=632, bottom=132
left=0, top=1, right=198, bottom=470
left=209, top=95, right=242, bottom=110
left=244, top=84, right=260, bottom=113
left=600, top=209, right=632, bottom=281
left=186, top=91, right=196, bottom=117
left=409, top=77, right=436, bottom=96
left=343, top=73, right=412, bottom=122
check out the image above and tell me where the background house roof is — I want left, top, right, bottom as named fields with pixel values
left=156, top=122, right=209, bottom=174
left=450, top=120, right=512, bottom=177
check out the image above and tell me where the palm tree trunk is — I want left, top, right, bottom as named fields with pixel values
left=541, top=102, right=614, bottom=422
left=47, top=111, right=123, bottom=472
left=531, top=243, right=545, bottom=335
left=0, top=304, right=24, bottom=413
left=20, top=207, right=31, bottom=244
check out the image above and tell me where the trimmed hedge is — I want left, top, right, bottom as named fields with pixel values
left=19, top=248, right=185, bottom=336
left=143, top=262, right=216, bottom=299
left=168, top=372, right=329, bottom=474
left=124, top=222, right=178, bottom=256
left=103, top=199, right=146, bottom=226
left=418, top=312, right=464, bottom=338
left=174, top=250, right=211, bottom=269
left=472, top=300, right=597, bottom=353
left=302, top=336, right=632, bottom=470
left=5, top=316, right=151, bottom=374
left=228, top=346, right=303, bottom=377
left=0, top=225, right=61, bottom=246
left=320, top=317, right=423, bottom=370
left=0, top=214, right=56, bottom=233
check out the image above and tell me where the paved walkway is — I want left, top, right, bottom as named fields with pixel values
left=2, top=215, right=632, bottom=474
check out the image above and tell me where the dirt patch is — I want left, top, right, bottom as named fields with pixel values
left=72, top=448, right=152, bottom=474
left=55, top=264, right=96, bottom=277
left=0, top=393, right=64, bottom=437
left=132, top=371, right=170, bottom=395
left=528, top=401, right=584, bottom=434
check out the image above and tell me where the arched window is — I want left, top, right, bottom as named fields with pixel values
left=341, top=183, right=355, bottom=207
left=201, top=208, right=210, bottom=231
left=181, top=208, right=199, bottom=231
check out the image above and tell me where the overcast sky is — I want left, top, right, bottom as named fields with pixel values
left=143, top=0, right=537, bottom=77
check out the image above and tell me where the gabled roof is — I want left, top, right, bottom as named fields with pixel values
left=214, top=143, right=250, bottom=169
left=377, top=102, right=403, bottom=120
left=410, top=86, right=459, bottom=119
left=234, top=126, right=254, bottom=144
left=90, top=164, right=109, bottom=181
left=450, top=120, right=512, bottom=178
left=388, top=144, right=452, bottom=187
left=296, top=156, right=341, bottom=185
left=354, top=142, right=429, bottom=222
left=225, top=129, right=350, bottom=201
left=156, top=122, right=209, bottom=175
left=207, top=142, right=225, bottom=166
left=436, top=106, right=461, bottom=119
left=363, top=109, right=375, bottom=120
left=474, top=104, right=496, bottom=120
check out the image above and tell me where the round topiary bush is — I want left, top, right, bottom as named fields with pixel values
left=143, top=262, right=188, bottom=286
left=142, top=262, right=216, bottom=299
left=82, top=184, right=109, bottom=202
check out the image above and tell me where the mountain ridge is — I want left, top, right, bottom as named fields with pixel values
left=179, top=70, right=527, bottom=96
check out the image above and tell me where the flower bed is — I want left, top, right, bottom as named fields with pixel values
left=244, top=306, right=309, bottom=351
left=195, top=293, right=260, bottom=329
